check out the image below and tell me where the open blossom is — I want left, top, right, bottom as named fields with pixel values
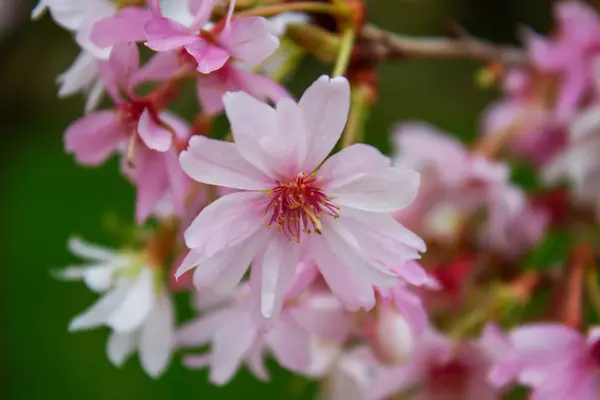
left=177, top=278, right=352, bottom=384
left=177, top=75, right=427, bottom=320
left=56, top=237, right=175, bottom=378
left=393, top=122, right=546, bottom=254
left=65, top=42, right=192, bottom=223
left=369, top=329, right=502, bottom=400
left=525, top=0, right=600, bottom=120
left=487, top=323, right=600, bottom=400
left=143, top=0, right=279, bottom=73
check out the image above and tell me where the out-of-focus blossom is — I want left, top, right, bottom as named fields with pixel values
left=64, top=42, right=192, bottom=223
left=56, top=237, right=175, bottom=378
left=394, top=122, right=547, bottom=255
left=487, top=323, right=600, bottom=400
left=369, top=329, right=502, bottom=400
left=177, top=280, right=352, bottom=384
left=482, top=69, right=566, bottom=167
left=323, top=347, right=383, bottom=400
left=525, top=1, right=600, bottom=120
left=544, top=60, right=600, bottom=218
left=178, top=75, right=427, bottom=321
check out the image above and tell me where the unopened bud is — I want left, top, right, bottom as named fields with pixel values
left=367, top=303, right=415, bottom=365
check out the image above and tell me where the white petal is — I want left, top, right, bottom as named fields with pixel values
left=266, top=315, right=311, bottom=371
left=331, top=168, right=420, bottom=213
left=107, top=268, right=156, bottom=333
left=177, top=308, right=233, bottom=348
left=184, top=191, right=264, bottom=255
left=571, top=105, right=600, bottom=141
left=139, top=292, right=174, bottom=378
left=82, top=264, right=116, bottom=293
left=107, top=330, right=138, bottom=367
left=180, top=135, right=271, bottom=190
left=210, top=309, right=258, bottom=385
left=68, top=283, right=131, bottom=332
left=68, top=237, right=116, bottom=262
left=222, top=91, right=279, bottom=177
left=160, top=0, right=195, bottom=27
left=298, top=75, right=350, bottom=171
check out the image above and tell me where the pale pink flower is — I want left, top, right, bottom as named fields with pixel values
left=369, top=329, right=502, bottom=400
left=177, top=75, right=426, bottom=320
left=177, top=280, right=352, bottom=384
left=55, top=237, right=175, bottom=378
left=481, top=69, right=566, bottom=167
left=525, top=1, right=600, bottom=120
left=487, top=323, right=600, bottom=400
left=64, top=42, right=192, bottom=223
left=144, top=0, right=279, bottom=73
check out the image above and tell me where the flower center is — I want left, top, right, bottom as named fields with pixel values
left=265, top=173, right=339, bottom=242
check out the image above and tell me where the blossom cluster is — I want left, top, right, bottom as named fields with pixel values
left=35, top=0, right=600, bottom=399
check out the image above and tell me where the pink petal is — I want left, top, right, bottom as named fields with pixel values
left=266, top=315, right=311, bottom=371
left=132, top=147, right=170, bottom=223
left=163, top=147, right=190, bottom=217
left=64, top=111, right=128, bottom=165
left=184, top=191, right=264, bottom=255
left=138, top=108, right=173, bottom=152
left=210, top=309, right=258, bottom=385
left=219, top=17, right=279, bottom=65
left=177, top=308, right=233, bottom=347
left=246, top=343, right=270, bottom=381
left=311, top=235, right=375, bottom=311
left=298, top=75, right=350, bottom=171
left=391, top=286, right=428, bottom=333
left=179, top=135, right=271, bottom=190
left=197, top=71, right=231, bottom=115
left=145, top=17, right=198, bottom=52
left=555, top=62, right=588, bottom=120
left=222, top=91, right=279, bottom=177
left=91, top=7, right=154, bottom=48
left=108, top=42, right=140, bottom=91
left=289, top=295, right=352, bottom=343
left=268, top=98, right=308, bottom=176
left=185, top=41, right=230, bottom=74
left=319, top=143, right=391, bottom=188
left=331, top=167, right=420, bottom=213
left=524, top=29, right=564, bottom=71
left=235, top=67, right=292, bottom=104
left=258, top=235, right=301, bottom=319
left=131, top=51, right=182, bottom=87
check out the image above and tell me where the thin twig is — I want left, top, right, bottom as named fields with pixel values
left=358, top=24, right=528, bottom=66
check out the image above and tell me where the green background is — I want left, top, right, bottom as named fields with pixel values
left=1, top=0, right=555, bottom=398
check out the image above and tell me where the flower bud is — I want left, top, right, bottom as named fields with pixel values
left=367, top=303, right=415, bottom=365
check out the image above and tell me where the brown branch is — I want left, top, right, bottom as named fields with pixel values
left=357, top=24, right=528, bottom=66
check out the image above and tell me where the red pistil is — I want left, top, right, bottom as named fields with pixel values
left=265, top=173, right=339, bottom=242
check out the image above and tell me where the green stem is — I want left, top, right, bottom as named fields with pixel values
left=235, top=2, right=341, bottom=19
left=332, top=28, right=355, bottom=77
left=586, top=267, right=600, bottom=319
left=341, top=85, right=370, bottom=148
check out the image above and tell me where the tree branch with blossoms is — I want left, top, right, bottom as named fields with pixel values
left=32, top=0, right=600, bottom=398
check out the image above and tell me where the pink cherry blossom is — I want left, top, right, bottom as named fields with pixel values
left=177, top=281, right=352, bottom=384
left=393, top=122, right=547, bottom=254
left=56, top=237, right=175, bottom=378
left=525, top=1, right=600, bottom=120
left=487, top=323, right=600, bottom=400
left=369, top=329, right=502, bottom=400
left=64, top=42, right=192, bottom=223
left=143, top=0, right=279, bottom=73
left=177, top=75, right=427, bottom=320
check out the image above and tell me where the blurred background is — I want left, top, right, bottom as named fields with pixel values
left=1, top=0, right=555, bottom=398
